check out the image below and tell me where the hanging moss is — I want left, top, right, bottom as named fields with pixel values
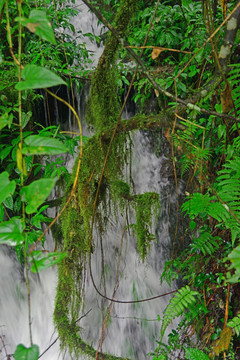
left=133, top=192, right=160, bottom=261
left=54, top=1, right=165, bottom=356
left=54, top=124, right=164, bottom=356
left=86, top=0, right=140, bottom=131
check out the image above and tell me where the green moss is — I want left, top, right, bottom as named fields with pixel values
left=86, top=0, right=140, bottom=131
left=133, top=192, right=160, bottom=261
left=54, top=129, right=161, bottom=356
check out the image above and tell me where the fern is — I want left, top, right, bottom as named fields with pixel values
left=228, top=63, right=240, bottom=117
left=182, top=156, right=240, bottom=244
left=191, top=231, right=220, bottom=256
left=216, top=157, right=240, bottom=243
left=161, top=286, right=199, bottom=339
left=227, top=314, right=240, bottom=335
left=185, top=348, right=210, bottom=360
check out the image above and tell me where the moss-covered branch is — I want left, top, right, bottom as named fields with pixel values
left=86, top=0, right=140, bottom=130
left=100, top=112, right=185, bottom=141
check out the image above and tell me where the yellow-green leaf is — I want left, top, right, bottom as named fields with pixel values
left=16, top=10, right=56, bottom=44
left=23, top=135, right=68, bottom=155
left=16, top=146, right=27, bottom=176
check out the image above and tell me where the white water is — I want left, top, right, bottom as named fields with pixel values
left=0, top=3, right=180, bottom=359
left=71, top=0, right=105, bottom=68
left=80, top=130, right=177, bottom=359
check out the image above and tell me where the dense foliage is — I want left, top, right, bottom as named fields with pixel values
left=0, top=0, right=240, bottom=359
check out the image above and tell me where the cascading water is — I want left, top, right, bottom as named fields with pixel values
left=0, top=2, right=182, bottom=359
left=79, top=130, right=180, bottom=359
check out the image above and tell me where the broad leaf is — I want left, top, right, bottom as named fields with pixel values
left=14, top=344, right=39, bottom=360
left=0, top=217, right=25, bottom=246
left=30, top=250, right=66, bottom=273
left=15, top=65, right=66, bottom=91
left=23, top=135, right=68, bottom=155
left=16, top=10, right=56, bottom=44
left=0, top=172, right=16, bottom=203
left=21, top=178, right=57, bottom=214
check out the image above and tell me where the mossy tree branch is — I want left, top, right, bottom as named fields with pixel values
left=86, top=0, right=140, bottom=130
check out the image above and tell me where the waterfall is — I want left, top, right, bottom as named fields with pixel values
left=78, top=130, right=179, bottom=359
left=0, top=2, right=182, bottom=359
left=0, top=130, right=179, bottom=360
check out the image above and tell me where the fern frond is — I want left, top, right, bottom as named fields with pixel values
left=161, top=286, right=199, bottom=339
left=191, top=231, right=220, bottom=256
left=228, top=63, right=240, bottom=116
left=182, top=193, right=211, bottom=218
left=227, top=314, right=240, bottom=335
left=182, top=159, right=240, bottom=243
left=217, top=157, right=240, bottom=241
left=185, top=347, right=210, bottom=360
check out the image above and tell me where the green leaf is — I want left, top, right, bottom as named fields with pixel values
left=0, top=171, right=16, bottom=203
left=228, top=314, right=240, bottom=335
left=0, top=217, right=25, bottom=246
left=185, top=348, right=210, bottom=360
left=30, top=250, right=66, bottom=273
left=22, top=111, right=32, bottom=129
left=181, top=0, right=191, bottom=6
left=16, top=10, right=56, bottom=44
left=21, top=178, right=58, bottom=214
left=0, top=204, right=4, bottom=221
left=14, top=344, right=39, bottom=360
left=23, top=135, right=68, bottom=155
left=3, top=195, right=14, bottom=210
left=15, top=65, right=66, bottom=91
left=189, top=221, right=196, bottom=231
left=0, top=0, right=6, bottom=12
left=0, top=112, right=13, bottom=130
left=227, top=245, right=240, bottom=282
